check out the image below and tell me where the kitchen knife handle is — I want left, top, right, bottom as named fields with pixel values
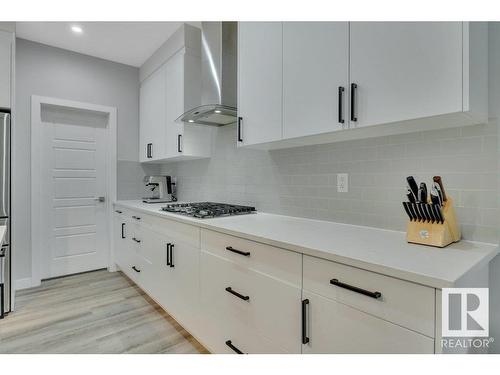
left=338, top=86, right=345, bottom=124
left=403, top=202, right=414, bottom=221
left=433, top=176, right=447, bottom=201
left=350, top=83, right=358, bottom=122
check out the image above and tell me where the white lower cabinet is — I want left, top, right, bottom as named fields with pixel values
left=113, top=206, right=439, bottom=354
left=140, top=224, right=200, bottom=331
left=301, top=290, right=434, bottom=354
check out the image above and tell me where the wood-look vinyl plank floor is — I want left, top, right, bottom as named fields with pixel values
left=0, top=270, right=208, bottom=354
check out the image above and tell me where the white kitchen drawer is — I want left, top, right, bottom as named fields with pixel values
left=200, top=250, right=301, bottom=353
left=201, top=310, right=289, bottom=354
left=303, top=255, right=435, bottom=337
left=201, top=229, right=301, bottom=286
left=302, top=291, right=434, bottom=354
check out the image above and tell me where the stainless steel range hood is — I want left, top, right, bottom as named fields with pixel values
left=177, top=22, right=237, bottom=126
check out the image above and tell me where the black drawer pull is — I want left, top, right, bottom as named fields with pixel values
left=132, top=237, right=141, bottom=243
left=132, top=215, right=141, bottom=220
left=115, top=210, right=123, bottom=214
left=121, top=223, right=125, bottom=239
left=225, top=287, right=250, bottom=301
left=330, top=279, right=382, bottom=299
left=237, top=117, right=243, bottom=142
left=132, top=266, right=141, bottom=273
left=350, top=83, right=358, bottom=122
left=302, top=299, right=309, bottom=344
left=225, top=246, right=250, bottom=257
left=166, top=243, right=171, bottom=266
left=169, top=244, right=175, bottom=268
left=338, top=86, right=345, bottom=124
left=225, top=340, right=244, bottom=354
left=177, top=134, right=183, bottom=153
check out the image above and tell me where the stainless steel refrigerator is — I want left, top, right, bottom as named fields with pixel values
left=0, top=111, right=10, bottom=318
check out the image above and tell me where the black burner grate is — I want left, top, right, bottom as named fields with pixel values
left=161, top=202, right=256, bottom=218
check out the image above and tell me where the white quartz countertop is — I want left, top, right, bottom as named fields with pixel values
left=115, top=200, right=499, bottom=289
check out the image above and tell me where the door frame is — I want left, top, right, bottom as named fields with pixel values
left=30, top=95, right=117, bottom=287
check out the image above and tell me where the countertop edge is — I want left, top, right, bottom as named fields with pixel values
left=113, top=201, right=499, bottom=289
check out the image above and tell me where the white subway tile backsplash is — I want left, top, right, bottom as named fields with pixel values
left=156, top=121, right=498, bottom=243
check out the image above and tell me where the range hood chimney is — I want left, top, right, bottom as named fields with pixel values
left=177, top=22, right=237, bottom=126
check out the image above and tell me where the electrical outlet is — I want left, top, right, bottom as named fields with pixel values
left=337, top=173, right=349, bottom=193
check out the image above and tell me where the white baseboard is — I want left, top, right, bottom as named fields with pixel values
left=15, top=277, right=36, bottom=290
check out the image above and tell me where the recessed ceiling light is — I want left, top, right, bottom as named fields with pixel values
left=188, top=120, right=194, bottom=123
left=71, top=25, right=83, bottom=34
left=214, top=110, right=221, bottom=114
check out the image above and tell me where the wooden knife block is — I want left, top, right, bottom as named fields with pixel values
left=406, top=197, right=461, bottom=248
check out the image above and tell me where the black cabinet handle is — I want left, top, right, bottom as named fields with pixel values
left=121, top=223, right=125, bottom=239
left=302, top=299, right=309, bottom=345
left=225, top=287, right=250, bottom=301
left=330, top=279, right=382, bottom=299
left=225, top=246, right=250, bottom=257
left=132, top=266, right=141, bottom=273
left=177, top=134, right=182, bottom=153
left=132, top=237, right=141, bottom=243
left=115, top=210, right=123, bottom=214
left=237, top=117, right=243, bottom=142
left=350, top=83, right=357, bottom=122
left=169, top=244, right=174, bottom=268
left=132, top=216, right=141, bottom=220
left=225, top=340, right=244, bottom=354
left=166, top=243, right=171, bottom=266
left=147, top=143, right=153, bottom=158
left=338, top=86, right=345, bottom=124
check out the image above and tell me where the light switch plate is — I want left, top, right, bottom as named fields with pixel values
left=337, top=173, right=348, bottom=193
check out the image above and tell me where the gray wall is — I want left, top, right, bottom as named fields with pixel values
left=14, top=38, right=140, bottom=280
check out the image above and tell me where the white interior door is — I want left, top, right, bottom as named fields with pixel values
left=39, top=111, right=108, bottom=279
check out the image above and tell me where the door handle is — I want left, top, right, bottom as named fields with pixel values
left=177, top=134, right=183, bottom=153
left=166, top=243, right=171, bottom=266
left=350, top=83, right=358, bottom=122
left=95, top=196, right=105, bottom=203
left=302, top=299, right=310, bottom=344
left=132, top=266, right=141, bottom=273
left=237, top=117, right=243, bottom=142
left=338, top=86, right=345, bottom=124
left=169, top=244, right=174, bottom=268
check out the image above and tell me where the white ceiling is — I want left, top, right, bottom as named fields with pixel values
left=16, top=22, right=201, bottom=67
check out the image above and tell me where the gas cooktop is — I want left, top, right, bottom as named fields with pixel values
left=160, top=202, right=256, bottom=219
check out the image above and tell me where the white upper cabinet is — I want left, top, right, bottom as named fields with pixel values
left=237, top=22, right=487, bottom=149
left=349, top=22, right=463, bottom=128
left=0, top=30, right=12, bottom=109
left=139, top=24, right=212, bottom=163
left=237, top=22, right=283, bottom=146
left=139, top=65, right=166, bottom=162
left=283, top=22, right=349, bottom=139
